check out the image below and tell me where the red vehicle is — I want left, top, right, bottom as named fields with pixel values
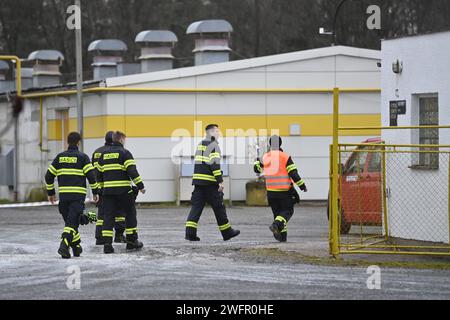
left=328, top=138, right=384, bottom=234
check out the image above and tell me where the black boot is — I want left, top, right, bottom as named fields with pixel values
left=114, top=233, right=127, bottom=244
left=58, top=239, right=71, bottom=259
left=104, top=244, right=114, bottom=254
left=126, top=240, right=144, bottom=251
left=280, top=232, right=287, bottom=243
left=71, top=244, right=83, bottom=257
left=185, top=229, right=200, bottom=241
left=185, top=234, right=201, bottom=241
left=269, top=222, right=283, bottom=242
left=222, top=228, right=240, bottom=241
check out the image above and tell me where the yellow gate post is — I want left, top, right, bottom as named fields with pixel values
left=331, top=88, right=340, bottom=256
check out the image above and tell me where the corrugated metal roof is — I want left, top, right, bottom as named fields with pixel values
left=106, top=45, right=381, bottom=87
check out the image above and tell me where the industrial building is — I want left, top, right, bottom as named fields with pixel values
left=381, top=31, right=450, bottom=243
left=0, top=20, right=381, bottom=203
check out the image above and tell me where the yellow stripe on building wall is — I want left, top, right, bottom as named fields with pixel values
left=47, top=114, right=381, bottom=140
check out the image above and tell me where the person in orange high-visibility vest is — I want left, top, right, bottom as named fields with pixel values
left=254, top=135, right=307, bottom=242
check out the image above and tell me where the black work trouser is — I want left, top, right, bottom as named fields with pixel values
left=102, top=193, right=138, bottom=244
left=59, top=199, right=84, bottom=246
left=268, top=193, right=295, bottom=240
left=95, top=195, right=126, bottom=240
left=186, top=185, right=233, bottom=238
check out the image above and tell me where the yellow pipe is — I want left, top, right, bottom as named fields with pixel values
left=381, top=142, right=389, bottom=240
left=340, top=125, right=450, bottom=130
left=343, top=244, right=450, bottom=249
left=339, top=143, right=450, bottom=148
left=328, top=144, right=333, bottom=253
left=331, top=88, right=340, bottom=257
left=0, top=55, right=22, bottom=97
left=339, top=250, right=450, bottom=256
left=20, top=87, right=381, bottom=99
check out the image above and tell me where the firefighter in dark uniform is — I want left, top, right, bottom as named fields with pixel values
left=254, top=135, right=307, bottom=242
left=185, top=124, right=240, bottom=241
left=97, top=131, right=145, bottom=254
left=92, top=131, right=126, bottom=245
left=45, top=132, right=99, bottom=259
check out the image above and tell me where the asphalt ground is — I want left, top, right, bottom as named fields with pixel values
left=0, top=204, right=449, bottom=300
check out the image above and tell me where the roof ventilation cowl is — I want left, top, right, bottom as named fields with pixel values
left=27, top=50, right=64, bottom=88
left=88, top=39, right=128, bottom=80
left=186, top=19, right=233, bottom=66
left=135, top=30, right=178, bottom=73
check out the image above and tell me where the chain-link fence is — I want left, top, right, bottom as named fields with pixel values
left=330, top=142, right=450, bottom=255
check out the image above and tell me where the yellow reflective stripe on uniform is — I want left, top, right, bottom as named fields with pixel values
left=102, top=230, right=114, bottom=237
left=90, top=182, right=100, bottom=189
left=56, top=169, right=85, bottom=176
left=193, top=174, right=217, bottom=182
left=46, top=184, right=55, bottom=190
left=98, top=182, right=104, bottom=188
left=103, top=180, right=131, bottom=188
left=281, top=227, right=288, bottom=233
left=100, top=164, right=125, bottom=172
left=94, top=162, right=102, bottom=170
left=275, top=216, right=287, bottom=224
left=96, top=219, right=104, bottom=226
left=296, top=179, right=305, bottom=186
left=213, top=170, right=222, bottom=177
left=254, top=161, right=262, bottom=172
left=186, top=221, right=198, bottom=228
left=48, top=165, right=57, bottom=175
left=63, top=227, right=76, bottom=234
left=133, top=176, right=143, bottom=184
left=197, top=145, right=207, bottom=151
left=124, top=159, right=137, bottom=169
left=209, top=152, right=221, bottom=160
left=72, top=233, right=81, bottom=242
left=267, top=188, right=290, bottom=192
left=115, top=217, right=126, bottom=222
left=59, top=186, right=87, bottom=194
left=219, top=223, right=231, bottom=231
left=83, top=163, right=94, bottom=174
left=195, top=156, right=210, bottom=162
left=286, top=164, right=297, bottom=173
left=126, top=227, right=138, bottom=234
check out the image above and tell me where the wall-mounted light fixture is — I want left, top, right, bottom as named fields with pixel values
left=392, top=59, right=403, bottom=74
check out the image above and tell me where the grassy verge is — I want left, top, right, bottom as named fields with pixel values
left=241, top=247, right=450, bottom=270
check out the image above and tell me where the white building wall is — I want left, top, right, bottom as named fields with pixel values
left=1, top=47, right=381, bottom=203
left=381, top=31, right=450, bottom=243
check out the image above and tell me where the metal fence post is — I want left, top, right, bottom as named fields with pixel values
left=331, top=87, right=340, bottom=256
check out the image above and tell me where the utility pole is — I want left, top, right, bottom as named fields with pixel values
left=74, top=0, right=84, bottom=151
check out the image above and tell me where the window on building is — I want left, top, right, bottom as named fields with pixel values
left=418, top=97, right=439, bottom=169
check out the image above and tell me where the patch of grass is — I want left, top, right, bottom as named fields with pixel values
left=0, top=199, right=12, bottom=204
left=241, top=247, right=450, bottom=270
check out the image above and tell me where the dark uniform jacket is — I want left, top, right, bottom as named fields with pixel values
left=45, top=145, right=99, bottom=201
left=96, top=142, right=144, bottom=195
left=192, top=138, right=223, bottom=186
left=92, top=143, right=113, bottom=182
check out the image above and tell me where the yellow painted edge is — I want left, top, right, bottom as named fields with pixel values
left=47, top=114, right=381, bottom=140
